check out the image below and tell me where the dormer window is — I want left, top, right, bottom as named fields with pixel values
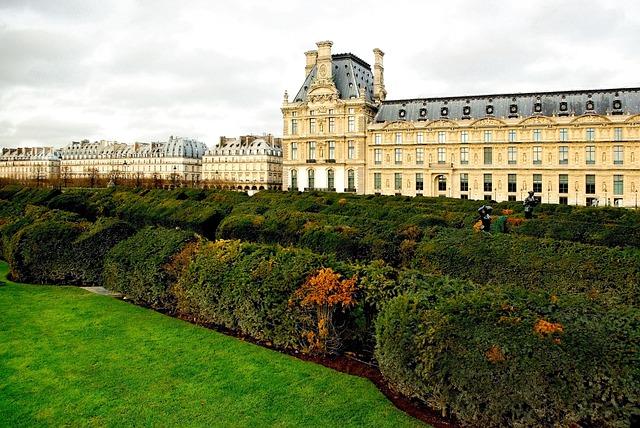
left=586, top=100, right=595, bottom=111
left=463, top=105, right=471, bottom=116
left=559, top=101, right=568, bottom=111
left=399, top=109, right=406, bottom=119
left=509, top=103, right=518, bottom=118
left=419, top=108, right=427, bottom=118
left=486, top=105, right=494, bottom=115
left=613, top=99, right=622, bottom=110
left=534, top=102, right=542, bottom=113
left=441, top=106, right=449, bottom=117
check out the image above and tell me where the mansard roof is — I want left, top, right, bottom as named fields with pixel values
left=59, top=137, right=207, bottom=159
left=293, top=53, right=375, bottom=103
left=374, top=87, right=640, bottom=123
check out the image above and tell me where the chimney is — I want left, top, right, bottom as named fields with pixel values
left=305, top=50, right=318, bottom=77
left=373, top=48, right=387, bottom=102
left=315, top=40, right=333, bottom=81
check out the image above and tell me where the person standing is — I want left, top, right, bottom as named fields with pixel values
left=523, top=191, right=538, bottom=219
left=477, top=205, right=493, bottom=232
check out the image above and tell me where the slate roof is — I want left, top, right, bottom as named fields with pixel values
left=293, top=53, right=375, bottom=103
left=60, top=137, right=207, bottom=159
left=374, top=87, right=640, bottom=122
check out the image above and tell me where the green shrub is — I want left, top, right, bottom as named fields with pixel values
left=376, top=288, right=640, bottom=427
left=104, top=227, right=193, bottom=308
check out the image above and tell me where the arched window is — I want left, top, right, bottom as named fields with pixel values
left=327, top=169, right=335, bottom=190
left=308, top=169, right=315, bottom=190
left=347, top=169, right=355, bottom=191
left=291, top=169, right=297, bottom=190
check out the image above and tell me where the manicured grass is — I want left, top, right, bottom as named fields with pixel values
left=0, top=262, right=424, bottom=427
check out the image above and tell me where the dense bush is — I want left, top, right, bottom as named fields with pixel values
left=172, top=240, right=329, bottom=350
left=103, top=227, right=193, bottom=308
left=376, top=288, right=640, bottom=427
left=415, top=229, right=640, bottom=304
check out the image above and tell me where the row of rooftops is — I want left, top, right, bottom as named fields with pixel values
left=1, top=135, right=283, bottom=161
left=291, top=44, right=640, bottom=121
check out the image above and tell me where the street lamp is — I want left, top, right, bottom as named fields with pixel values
left=123, top=161, right=128, bottom=185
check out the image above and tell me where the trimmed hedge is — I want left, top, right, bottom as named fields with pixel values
left=103, top=227, right=194, bottom=308
left=415, top=229, right=640, bottom=304
left=376, top=288, right=640, bottom=427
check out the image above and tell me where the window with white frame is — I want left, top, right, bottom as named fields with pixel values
left=348, top=116, right=355, bottom=132
left=461, top=131, right=469, bottom=143
left=374, top=148, right=382, bottom=165
left=416, top=148, right=424, bottom=165
left=484, top=130, right=492, bottom=142
left=417, top=132, right=424, bottom=144
left=533, top=146, right=542, bottom=164
left=291, top=142, right=298, bottom=160
left=460, top=147, right=469, bottom=165
left=586, top=128, right=595, bottom=141
left=508, top=146, right=517, bottom=165
left=614, top=145, right=623, bottom=165
left=533, top=129, right=542, bottom=142
left=559, top=146, right=568, bottom=165
left=508, top=130, right=517, bottom=142
left=348, top=140, right=355, bottom=159
left=308, top=141, right=316, bottom=160
left=559, top=128, right=568, bottom=141
left=375, top=133, right=381, bottom=145
left=438, top=131, right=446, bottom=144
left=328, top=141, right=335, bottom=160
left=395, top=148, right=402, bottom=164
left=437, top=147, right=446, bottom=164
left=395, top=132, right=402, bottom=144
left=586, top=146, right=595, bottom=164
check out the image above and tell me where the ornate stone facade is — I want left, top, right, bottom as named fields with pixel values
left=284, top=41, right=640, bottom=207
left=59, top=136, right=207, bottom=185
left=0, top=147, right=60, bottom=181
left=202, top=134, right=282, bottom=191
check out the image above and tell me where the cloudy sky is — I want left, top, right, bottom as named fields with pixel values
left=1, top=0, right=638, bottom=148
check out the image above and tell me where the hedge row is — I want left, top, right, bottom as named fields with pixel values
left=414, top=229, right=640, bottom=305
left=376, top=288, right=640, bottom=427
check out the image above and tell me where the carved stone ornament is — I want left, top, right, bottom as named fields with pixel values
left=470, top=118, right=506, bottom=128
left=518, top=116, right=556, bottom=126
left=625, top=114, right=640, bottom=125
left=383, top=121, right=416, bottom=130
left=426, top=119, right=458, bottom=129
left=570, top=114, right=610, bottom=125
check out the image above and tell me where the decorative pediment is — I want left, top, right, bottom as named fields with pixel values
left=470, top=118, right=506, bottom=128
left=307, top=81, right=339, bottom=103
left=518, top=116, right=556, bottom=126
left=570, top=114, right=611, bottom=125
left=425, top=119, right=458, bottom=129
left=624, top=114, right=640, bottom=124
left=382, top=121, right=416, bottom=130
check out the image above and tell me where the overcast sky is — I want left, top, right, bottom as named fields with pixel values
left=1, top=0, right=638, bottom=148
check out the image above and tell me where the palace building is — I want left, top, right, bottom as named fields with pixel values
left=283, top=41, right=640, bottom=206
left=0, top=147, right=60, bottom=181
left=59, top=136, right=207, bottom=185
left=202, top=134, right=283, bottom=192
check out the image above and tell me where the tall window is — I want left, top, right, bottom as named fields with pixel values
left=328, top=141, right=335, bottom=160
left=374, top=172, right=381, bottom=190
left=291, top=169, right=297, bottom=189
left=559, top=128, right=568, bottom=142
left=559, top=146, right=568, bottom=165
left=614, top=175, right=623, bottom=195
left=614, top=127, right=623, bottom=141
left=416, top=148, right=424, bottom=165
left=533, top=146, right=542, bottom=164
left=508, top=146, right=517, bottom=165
left=484, top=147, right=492, bottom=165
left=348, top=141, right=355, bottom=159
left=328, top=117, right=335, bottom=133
left=417, top=132, right=424, bottom=144
left=416, top=173, right=424, bottom=191
left=307, top=169, right=315, bottom=190
left=291, top=119, right=298, bottom=135
left=461, top=131, right=469, bottom=143
left=508, top=130, right=517, bottom=142
left=395, top=132, right=402, bottom=144
left=585, top=175, right=595, bottom=194
left=437, top=147, right=446, bottom=164
left=347, top=169, right=355, bottom=190
left=327, top=169, right=335, bottom=190
left=533, top=129, right=542, bottom=142
left=374, top=148, right=382, bottom=165
left=586, top=146, right=595, bottom=165
left=375, top=133, right=381, bottom=145
left=533, top=174, right=542, bottom=193
left=395, top=148, right=402, bottom=164
left=586, top=128, right=595, bottom=141
left=438, top=131, right=446, bottom=143
left=438, top=176, right=447, bottom=191
left=614, top=146, right=624, bottom=165
left=291, top=142, right=298, bottom=160
left=508, top=174, right=517, bottom=193
left=308, top=141, right=316, bottom=160
left=394, top=173, right=402, bottom=191
left=460, top=147, right=469, bottom=165
left=348, top=116, right=355, bottom=132
left=484, top=130, right=492, bottom=142
left=309, top=118, right=316, bottom=133
left=559, top=174, right=568, bottom=194
left=460, top=173, right=469, bottom=192
left=484, top=174, right=492, bottom=192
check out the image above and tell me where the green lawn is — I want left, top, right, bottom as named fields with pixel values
left=0, top=261, right=423, bottom=427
